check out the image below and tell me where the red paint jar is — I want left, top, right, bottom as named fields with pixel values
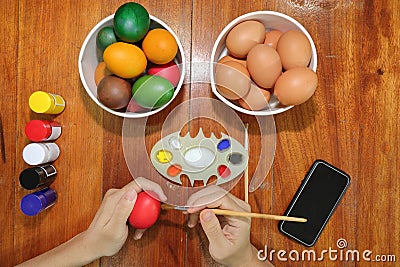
left=25, top=120, right=61, bottom=142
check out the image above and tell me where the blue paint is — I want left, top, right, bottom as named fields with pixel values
left=217, top=139, right=230, bottom=151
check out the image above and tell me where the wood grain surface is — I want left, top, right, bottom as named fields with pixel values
left=1, top=0, right=399, bottom=267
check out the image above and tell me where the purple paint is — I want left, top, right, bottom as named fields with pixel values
left=20, top=187, right=57, bottom=216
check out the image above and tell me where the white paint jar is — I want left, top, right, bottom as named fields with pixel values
left=22, top=143, right=60, bottom=165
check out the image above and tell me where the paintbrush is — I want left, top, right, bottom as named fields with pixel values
left=244, top=123, right=249, bottom=203
left=161, top=204, right=307, bottom=223
left=0, top=114, right=5, bottom=163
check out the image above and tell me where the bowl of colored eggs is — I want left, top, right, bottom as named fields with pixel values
left=210, top=11, right=318, bottom=116
left=78, top=2, right=185, bottom=118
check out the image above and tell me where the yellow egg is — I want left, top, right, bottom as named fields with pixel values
left=103, top=42, right=147, bottom=79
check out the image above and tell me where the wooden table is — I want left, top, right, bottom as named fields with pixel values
left=1, top=0, right=399, bottom=266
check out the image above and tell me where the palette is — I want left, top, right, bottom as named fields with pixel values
left=150, top=129, right=248, bottom=186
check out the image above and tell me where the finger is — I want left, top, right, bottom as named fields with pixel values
left=199, top=209, right=227, bottom=248
left=186, top=185, right=227, bottom=207
left=226, top=193, right=251, bottom=213
left=107, top=189, right=137, bottom=231
left=133, top=177, right=167, bottom=202
left=90, top=188, right=122, bottom=227
left=187, top=212, right=200, bottom=228
left=188, top=193, right=240, bottom=214
left=133, top=228, right=147, bottom=240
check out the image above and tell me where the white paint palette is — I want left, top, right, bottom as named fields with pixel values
left=150, top=129, right=248, bottom=186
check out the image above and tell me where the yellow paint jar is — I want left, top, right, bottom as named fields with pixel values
left=29, top=91, right=65, bottom=114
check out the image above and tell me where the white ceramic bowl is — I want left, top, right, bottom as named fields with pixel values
left=210, top=11, right=317, bottom=116
left=78, top=14, right=186, bottom=118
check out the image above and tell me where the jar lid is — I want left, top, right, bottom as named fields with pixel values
left=29, top=91, right=52, bottom=113
left=20, top=188, right=57, bottom=216
left=25, top=120, right=52, bottom=142
left=22, top=143, right=47, bottom=165
left=20, top=192, right=46, bottom=216
left=19, top=167, right=42, bottom=190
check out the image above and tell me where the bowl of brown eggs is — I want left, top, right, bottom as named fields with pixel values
left=78, top=3, right=186, bottom=118
left=210, top=11, right=317, bottom=116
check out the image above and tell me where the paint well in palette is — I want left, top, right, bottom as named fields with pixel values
left=184, top=147, right=215, bottom=169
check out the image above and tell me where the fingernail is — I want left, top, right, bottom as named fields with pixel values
left=124, top=189, right=136, bottom=202
left=201, top=210, right=213, bottom=222
left=134, top=232, right=143, bottom=240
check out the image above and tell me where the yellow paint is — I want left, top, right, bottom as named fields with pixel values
left=156, top=150, right=172, bottom=163
left=29, top=91, right=65, bottom=114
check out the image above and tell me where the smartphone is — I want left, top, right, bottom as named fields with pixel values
left=278, top=160, right=350, bottom=247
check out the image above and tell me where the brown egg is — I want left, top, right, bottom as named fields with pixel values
left=247, top=44, right=282, bottom=88
left=218, top=55, right=247, bottom=67
left=276, top=30, right=312, bottom=70
left=238, top=83, right=271, bottom=111
left=97, top=76, right=132, bottom=109
left=274, top=67, right=318, bottom=106
left=215, top=61, right=251, bottom=100
left=94, top=61, right=113, bottom=85
left=226, top=20, right=266, bottom=58
left=264, top=30, right=282, bottom=49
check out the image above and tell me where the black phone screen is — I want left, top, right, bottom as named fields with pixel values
left=279, top=160, right=350, bottom=246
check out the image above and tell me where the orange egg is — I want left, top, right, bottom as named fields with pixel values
left=142, top=29, right=178, bottom=64
left=215, top=61, right=250, bottom=100
left=94, top=61, right=113, bottom=85
left=103, top=42, right=147, bottom=79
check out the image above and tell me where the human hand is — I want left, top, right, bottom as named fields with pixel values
left=186, top=186, right=261, bottom=267
left=83, top=177, right=167, bottom=258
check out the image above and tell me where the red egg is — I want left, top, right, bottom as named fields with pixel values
left=128, top=191, right=161, bottom=229
left=148, top=61, right=181, bottom=87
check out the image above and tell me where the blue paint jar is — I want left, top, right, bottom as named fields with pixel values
left=20, top=187, right=57, bottom=216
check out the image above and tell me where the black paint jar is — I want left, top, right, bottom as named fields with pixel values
left=19, top=165, right=57, bottom=190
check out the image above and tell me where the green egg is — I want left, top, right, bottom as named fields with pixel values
left=113, top=2, right=150, bottom=43
left=132, top=75, right=174, bottom=109
left=96, top=26, right=117, bottom=53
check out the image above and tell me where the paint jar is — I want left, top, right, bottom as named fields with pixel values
left=20, top=187, right=57, bottom=216
left=29, top=91, right=65, bottom=114
left=19, top=165, right=57, bottom=190
left=22, top=142, right=60, bottom=165
left=25, top=120, right=62, bottom=142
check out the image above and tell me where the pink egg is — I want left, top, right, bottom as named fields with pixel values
left=148, top=61, right=181, bottom=87
left=126, top=98, right=148, bottom=113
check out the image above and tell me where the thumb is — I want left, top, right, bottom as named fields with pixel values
left=200, top=209, right=226, bottom=247
left=108, top=189, right=137, bottom=228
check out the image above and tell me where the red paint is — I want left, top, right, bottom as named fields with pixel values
left=128, top=191, right=161, bottom=229
left=218, top=165, right=231, bottom=178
